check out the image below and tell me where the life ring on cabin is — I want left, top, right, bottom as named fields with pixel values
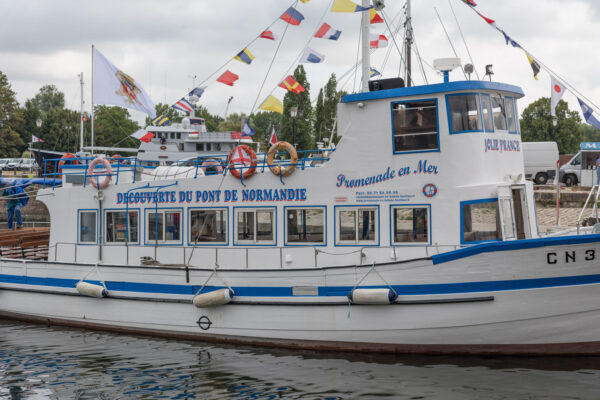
left=109, top=154, right=124, bottom=164
left=201, top=159, right=224, bottom=175
left=87, top=157, right=113, bottom=189
left=58, top=153, right=79, bottom=178
left=227, top=145, right=257, bottom=179
left=267, top=141, right=298, bottom=177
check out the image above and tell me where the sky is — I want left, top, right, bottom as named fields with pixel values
left=1, top=0, right=599, bottom=125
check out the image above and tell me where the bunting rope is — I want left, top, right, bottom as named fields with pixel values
left=448, top=0, right=480, bottom=80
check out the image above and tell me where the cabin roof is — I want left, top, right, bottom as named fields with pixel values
left=342, top=80, right=524, bottom=103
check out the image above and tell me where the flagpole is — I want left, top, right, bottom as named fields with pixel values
left=361, top=0, right=371, bottom=93
left=91, top=44, right=95, bottom=155
left=79, top=72, right=84, bottom=153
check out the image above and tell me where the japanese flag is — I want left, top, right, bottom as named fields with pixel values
left=550, top=76, right=566, bottom=125
left=269, top=127, right=278, bottom=146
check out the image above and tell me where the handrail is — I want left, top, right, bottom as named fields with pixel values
left=576, top=185, right=599, bottom=234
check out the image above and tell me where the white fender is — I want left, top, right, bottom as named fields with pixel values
left=76, top=281, right=108, bottom=298
left=348, top=288, right=397, bottom=305
left=193, top=289, right=234, bottom=308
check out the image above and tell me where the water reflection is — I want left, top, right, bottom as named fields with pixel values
left=0, top=320, right=599, bottom=399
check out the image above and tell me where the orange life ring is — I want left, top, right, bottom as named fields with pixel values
left=267, top=141, right=298, bottom=177
left=109, top=154, right=124, bottom=164
left=58, top=153, right=79, bottom=178
left=201, top=159, right=224, bottom=175
left=227, top=145, right=257, bottom=179
left=87, top=157, right=113, bottom=189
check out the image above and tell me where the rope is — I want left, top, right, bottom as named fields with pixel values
left=77, top=262, right=107, bottom=291
left=347, top=262, right=397, bottom=318
left=193, top=262, right=233, bottom=296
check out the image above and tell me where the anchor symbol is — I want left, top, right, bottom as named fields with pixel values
left=197, top=316, right=212, bottom=330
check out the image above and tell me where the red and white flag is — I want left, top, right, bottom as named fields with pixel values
left=550, top=76, right=566, bottom=125
left=269, top=127, right=278, bottom=146
left=31, top=135, right=44, bottom=143
left=260, top=30, right=277, bottom=41
left=370, top=34, right=388, bottom=49
left=130, top=128, right=155, bottom=143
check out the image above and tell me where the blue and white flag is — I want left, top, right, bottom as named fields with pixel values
left=300, top=47, right=325, bottom=63
left=189, top=86, right=206, bottom=98
left=242, top=119, right=256, bottom=136
left=579, top=98, right=600, bottom=131
left=172, top=98, right=193, bottom=113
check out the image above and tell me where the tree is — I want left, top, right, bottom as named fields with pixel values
left=520, top=97, right=583, bottom=154
left=92, top=106, right=140, bottom=150
left=0, top=71, right=25, bottom=157
left=32, top=85, right=65, bottom=114
left=217, top=112, right=246, bottom=132
left=322, top=73, right=345, bottom=145
left=251, top=111, right=281, bottom=147
left=195, top=105, right=223, bottom=132
left=313, top=89, right=326, bottom=143
left=582, top=123, right=600, bottom=143
left=280, top=65, right=314, bottom=151
left=144, top=103, right=183, bottom=126
left=38, top=107, right=81, bottom=153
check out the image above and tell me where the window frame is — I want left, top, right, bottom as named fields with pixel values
left=283, top=206, right=327, bottom=247
left=446, top=93, right=485, bottom=135
left=479, top=93, right=495, bottom=133
left=144, top=207, right=184, bottom=246
left=187, top=207, right=229, bottom=246
left=504, top=96, right=520, bottom=134
left=104, top=208, right=140, bottom=245
left=390, top=98, right=440, bottom=155
left=389, top=204, right=432, bottom=246
left=334, top=205, right=380, bottom=247
left=77, top=209, right=98, bottom=245
left=491, top=95, right=508, bottom=132
left=460, top=198, right=501, bottom=245
left=233, top=206, right=277, bottom=246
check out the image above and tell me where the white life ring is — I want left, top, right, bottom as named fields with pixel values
left=87, top=157, right=113, bottom=189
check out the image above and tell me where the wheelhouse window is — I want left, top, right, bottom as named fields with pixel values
left=236, top=208, right=275, bottom=244
left=286, top=208, right=325, bottom=245
left=147, top=210, right=181, bottom=243
left=190, top=209, right=227, bottom=244
left=337, top=207, right=378, bottom=244
left=392, top=100, right=438, bottom=153
left=78, top=210, right=97, bottom=244
left=462, top=200, right=501, bottom=243
left=106, top=210, right=138, bottom=243
left=491, top=96, right=507, bottom=131
left=392, top=206, right=429, bottom=244
left=448, top=95, right=482, bottom=133
left=480, top=94, right=494, bottom=132
left=505, top=97, right=518, bottom=133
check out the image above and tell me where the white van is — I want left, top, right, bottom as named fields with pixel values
left=559, top=142, right=600, bottom=187
left=522, top=142, right=559, bottom=184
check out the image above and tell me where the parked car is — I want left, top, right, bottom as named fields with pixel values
left=0, top=159, right=9, bottom=171
left=522, top=142, right=559, bottom=184
left=19, top=158, right=38, bottom=171
left=559, top=142, right=600, bottom=187
left=5, top=158, right=23, bottom=171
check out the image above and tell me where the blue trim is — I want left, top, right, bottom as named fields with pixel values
left=143, top=207, right=184, bottom=246
left=343, top=81, right=524, bottom=103
left=446, top=93, right=484, bottom=135
left=186, top=207, right=229, bottom=246
left=390, top=98, right=440, bottom=155
left=460, top=198, right=500, bottom=245
left=334, top=205, right=380, bottom=247
left=389, top=204, right=432, bottom=246
left=233, top=206, right=277, bottom=247
left=433, top=233, right=600, bottom=265
left=283, top=205, right=327, bottom=247
left=103, top=208, right=140, bottom=246
left=76, top=209, right=98, bottom=245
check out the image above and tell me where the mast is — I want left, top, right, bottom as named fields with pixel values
left=404, top=0, right=413, bottom=87
left=91, top=44, right=95, bottom=155
left=360, top=0, right=371, bottom=92
left=79, top=72, right=84, bottom=153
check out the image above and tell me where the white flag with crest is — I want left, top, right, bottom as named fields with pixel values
left=93, top=47, right=156, bottom=118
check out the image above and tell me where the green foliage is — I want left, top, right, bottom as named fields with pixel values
left=520, top=97, right=583, bottom=154
left=313, top=89, right=325, bottom=143
left=0, top=71, right=25, bottom=157
left=322, top=74, right=345, bottom=144
left=32, top=85, right=65, bottom=113
left=251, top=111, right=281, bottom=147
left=217, top=112, right=246, bottom=132
left=145, top=103, right=183, bottom=126
left=195, top=105, right=223, bottom=132
left=582, top=123, right=600, bottom=143
left=38, top=107, right=81, bottom=153
left=93, top=105, right=140, bottom=149
left=281, top=65, right=313, bottom=151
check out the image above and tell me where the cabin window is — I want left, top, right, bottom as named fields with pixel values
left=147, top=210, right=181, bottom=243
left=480, top=94, right=494, bottom=132
left=491, top=96, right=507, bottom=131
left=78, top=210, right=97, bottom=244
left=505, top=97, right=518, bottom=133
left=235, top=208, right=275, bottom=244
left=391, top=206, right=429, bottom=244
left=461, top=200, right=501, bottom=243
left=336, top=207, right=378, bottom=244
left=286, top=207, right=325, bottom=245
left=189, top=209, right=227, bottom=244
left=106, top=210, right=138, bottom=243
left=176, top=133, right=181, bottom=140
left=448, top=94, right=482, bottom=133
left=196, top=143, right=204, bottom=151
left=392, top=100, right=438, bottom=153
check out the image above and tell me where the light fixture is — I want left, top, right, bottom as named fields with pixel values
left=36, top=118, right=42, bottom=128
left=484, top=64, right=494, bottom=81
left=464, top=63, right=474, bottom=80
left=290, top=106, right=298, bottom=118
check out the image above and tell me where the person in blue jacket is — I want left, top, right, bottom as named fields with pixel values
left=2, top=185, right=27, bottom=230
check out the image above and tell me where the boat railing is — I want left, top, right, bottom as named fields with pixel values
left=51, top=241, right=460, bottom=268
left=41, top=148, right=335, bottom=189
left=576, top=185, right=600, bottom=234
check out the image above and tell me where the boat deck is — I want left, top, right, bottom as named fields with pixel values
left=0, top=227, right=49, bottom=260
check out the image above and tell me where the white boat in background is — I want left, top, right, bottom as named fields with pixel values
left=3, top=1, right=600, bottom=356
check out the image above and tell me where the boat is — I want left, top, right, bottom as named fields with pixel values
left=2, top=1, right=600, bottom=356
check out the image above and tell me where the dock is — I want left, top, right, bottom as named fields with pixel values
left=0, top=227, right=50, bottom=260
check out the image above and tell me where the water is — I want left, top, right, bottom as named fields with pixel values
left=1, top=321, right=600, bottom=399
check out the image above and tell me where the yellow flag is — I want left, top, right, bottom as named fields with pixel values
left=331, top=0, right=370, bottom=13
left=300, top=0, right=310, bottom=2
left=260, top=95, right=283, bottom=114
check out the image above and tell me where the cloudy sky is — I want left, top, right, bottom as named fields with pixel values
left=1, top=0, right=599, bottom=124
